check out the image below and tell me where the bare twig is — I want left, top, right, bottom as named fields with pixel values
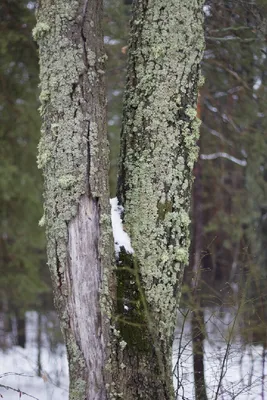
left=200, top=152, right=247, bottom=166
left=0, top=384, right=39, bottom=400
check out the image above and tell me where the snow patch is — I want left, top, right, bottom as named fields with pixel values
left=253, top=77, right=262, bottom=91
left=0, top=312, right=68, bottom=400
left=203, top=5, right=211, bottom=17
left=110, top=197, right=134, bottom=257
left=104, top=36, right=120, bottom=45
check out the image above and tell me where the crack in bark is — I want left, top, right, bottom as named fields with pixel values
left=56, top=243, right=63, bottom=290
left=86, top=120, right=90, bottom=192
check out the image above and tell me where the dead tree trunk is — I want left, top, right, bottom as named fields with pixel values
left=34, top=1, right=112, bottom=399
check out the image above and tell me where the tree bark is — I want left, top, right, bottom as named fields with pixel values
left=34, top=1, right=112, bottom=399
left=35, top=0, right=204, bottom=399
left=116, top=0, right=205, bottom=398
left=16, top=312, right=26, bottom=348
left=191, top=171, right=208, bottom=400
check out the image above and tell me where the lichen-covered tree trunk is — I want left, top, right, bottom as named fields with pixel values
left=35, top=0, right=204, bottom=399
left=116, top=0, right=205, bottom=398
left=34, top=1, right=112, bottom=399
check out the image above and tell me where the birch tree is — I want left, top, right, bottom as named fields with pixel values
left=34, top=0, right=204, bottom=399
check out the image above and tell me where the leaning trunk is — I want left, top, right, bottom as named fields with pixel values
left=34, top=1, right=112, bottom=399
left=116, top=0, right=205, bottom=398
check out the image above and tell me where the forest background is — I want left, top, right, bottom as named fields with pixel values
left=1, top=0, right=267, bottom=398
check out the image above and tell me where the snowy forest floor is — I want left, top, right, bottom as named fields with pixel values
left=0, top=310, right=266, bottom=400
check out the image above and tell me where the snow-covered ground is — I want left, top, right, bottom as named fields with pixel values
left=0, top=312, right=68, bottom=400
left=174, top=308, right=267, bottom=399
left=0, top=309, right=266, bottom=399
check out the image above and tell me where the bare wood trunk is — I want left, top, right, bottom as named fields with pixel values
left=34, top=1, right=112, bottom=399
left=116, top=0, right=205, bottom=398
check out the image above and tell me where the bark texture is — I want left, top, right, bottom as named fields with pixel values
left=35, top=0, right=205, bottom=398
left=116, top=0, right=205, bottom=398
left=34, top=1, right=112, bottom=399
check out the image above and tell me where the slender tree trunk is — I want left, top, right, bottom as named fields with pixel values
left=34, top=1, right=112, bottom=399
left=190, top=114, right=208, bottom=400
left=116, top=1, right=205, bottom=398
left=192, top=307, right=207, bottom=400
left=37, top=312, right=42, bottom=377
left=16, top=312, right=26, bottom=348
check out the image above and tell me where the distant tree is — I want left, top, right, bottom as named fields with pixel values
left=182, top=1, right=267, bottom=397
left=35, top=1, right=204, bottom=399
left=104, top=0, right=130, bottom=194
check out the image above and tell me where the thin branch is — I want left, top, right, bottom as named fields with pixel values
left=209, top=60, right=251, bottom=90
left=200, top=152, right=247, bottom=166
left=214, top=283, right=248, bottom=400
left=0, top=384, right=39, bottom=400
left=0, top=373, right=35, bottom=379
left=206, top=36, right=256, bottom=43
left=209, top=26, right=252, bottom=33
left=201, top=122, right=233, bottom=146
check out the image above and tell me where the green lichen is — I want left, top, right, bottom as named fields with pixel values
left=70, top=380, right=87, bottom=399
left=32, top=22, right=50, bottom=40
left=34, top=1, right=112, bottom=398
left=198, top=74, right=205, bottom=87
left=157, top=200, right=173, bottom=220
left=51, top=123, right=59, bottom=135
left=66, top=332, right=87, bottom=400
left=151, top=45, right=164, bottom=59
left=37, top=150, right=51, bottom=169
left=175, top=248, right=189, bottom=264
left=87, top=49, right=96, bottom=66
left=118, top=0, right=205, bottom=353
left=39, top=89, right=50, bottom=103
left=120, top=340, right=127, bottom=350
left=34, top=0, right=97, bottom=275
left=185, top=106, right=197, bottom=120
left=58, top=174, right=77, bottom=189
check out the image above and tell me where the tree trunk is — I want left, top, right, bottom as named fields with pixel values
left=16, top=312, right=26, bottom=348
left=116, top=0, right=205, bottom=398
left=34, top=1, right=112, bottom=399
left=36, top=312, right=42, bottom=377
left=192, top=307, right=207, bottom=400
left=191, top=172, right=208, bottom=400
left=35, top=0, right=204, bottom=399
left=190, top=105, right=208, bottom=400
